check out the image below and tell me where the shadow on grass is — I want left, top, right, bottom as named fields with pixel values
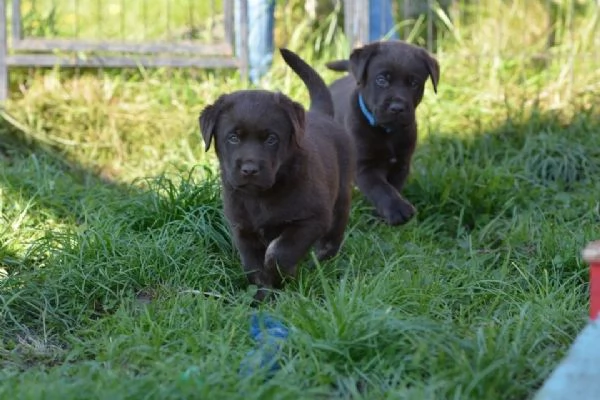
left=0, top=113, right=240, bottom=348
left=408, top=106, right=600, bottom=232
left=330, top=103, right=599, bottom=320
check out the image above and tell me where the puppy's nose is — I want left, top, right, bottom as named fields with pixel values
left=388, top=101, right=407, bottom=114
left=240, top=162, right=259, bottom=176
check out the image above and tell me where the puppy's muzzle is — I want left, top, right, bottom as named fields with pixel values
left=240, top=160, right=260, bottom=177
left=386, top=98, right=409, bottom=116
left=387, top=100, right=408, bottom=115
left=379, top=97, right=415, bottom=127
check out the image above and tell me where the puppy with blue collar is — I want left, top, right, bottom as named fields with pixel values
left=326, top=40, right=439, bottom=226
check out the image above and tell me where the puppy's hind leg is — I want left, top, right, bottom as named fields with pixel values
left=264, top=220, right=327, bottom=283
left=315, top=192, right=352, bottom=261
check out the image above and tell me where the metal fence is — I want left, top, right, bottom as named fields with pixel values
left=0, top=0, right=249, bottom=101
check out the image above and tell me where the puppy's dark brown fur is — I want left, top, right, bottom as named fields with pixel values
left=326, top=40, right=439, bottom=226
left=200, top=48, right=355, bottom=301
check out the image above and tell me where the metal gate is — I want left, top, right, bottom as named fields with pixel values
left=0, top=0, right=249, bottom=101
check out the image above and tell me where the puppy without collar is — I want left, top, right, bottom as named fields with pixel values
left=199, top=49, right=355, bottom=301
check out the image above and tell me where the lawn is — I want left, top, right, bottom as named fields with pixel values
left=1, top=0, right=599, bottom=399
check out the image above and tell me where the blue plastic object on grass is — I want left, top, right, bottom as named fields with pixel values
left=239, top=312, right=289, bottom=378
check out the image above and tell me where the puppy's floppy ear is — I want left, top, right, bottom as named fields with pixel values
left=325, top=59, right=350, bottom=72
left=287, top=101, right=306, bottom=142
left=420, top=49, right=440, bottom=94
left=275, top=92, right=305, bottom=145
left=349, top=44, right=378, bottom=85
left=199, top=95, right=228, bottom=152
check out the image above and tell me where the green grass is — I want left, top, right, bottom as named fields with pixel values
left=1, top=0, right=600, bottom=399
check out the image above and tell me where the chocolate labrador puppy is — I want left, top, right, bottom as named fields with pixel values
left=199, top=48, right=355, bottom=301
left=326, top=40, right=439, bottom=226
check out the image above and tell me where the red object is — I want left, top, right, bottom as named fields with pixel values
left=583, top=241, right=600, bottom=320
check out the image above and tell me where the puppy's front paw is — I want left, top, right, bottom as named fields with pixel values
left=384, top=199, right=416, bottom=226
left=264, top=239, right=295, bottom=287
left=253, top=286, right=272, bottom=303
left=315, top=241, right=341, bottom=262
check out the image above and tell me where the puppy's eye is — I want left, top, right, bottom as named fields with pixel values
left=265, top=133, right=279, bottom=146
left=227, top=132, right=240, bottom=144
left=408, top=78, right=419, bottom=88
left=375, top=74, right=389, bottom=88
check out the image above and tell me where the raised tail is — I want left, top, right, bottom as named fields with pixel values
left=325, top=60, right=350, bottom=72
left=279, top=48, right=334, bottom=118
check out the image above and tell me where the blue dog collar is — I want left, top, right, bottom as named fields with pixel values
left=358, top=94, right=392, bottom=133
left=358, top=94, right=376, bottom=127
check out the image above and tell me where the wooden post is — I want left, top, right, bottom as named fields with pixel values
left=0, top=0, right=8, bottom=102
left=238, top=0, right=249, bottom=83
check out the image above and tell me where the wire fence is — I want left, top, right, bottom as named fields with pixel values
left=1, top=0, right=599, bottom=101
